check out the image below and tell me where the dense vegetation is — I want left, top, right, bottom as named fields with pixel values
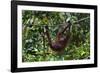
left=22, top=10, right=90, bottom=62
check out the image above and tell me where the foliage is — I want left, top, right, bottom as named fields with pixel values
left=22, top=10, right=90, bottom=62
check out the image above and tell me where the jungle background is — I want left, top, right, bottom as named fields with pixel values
left=22, top=10, right=90, bottom=62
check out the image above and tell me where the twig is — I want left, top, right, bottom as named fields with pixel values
left=73, top=17, right=90, bottom=24
left=30, top=52, right=53, bottom=56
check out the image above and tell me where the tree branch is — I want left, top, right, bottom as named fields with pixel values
left=73, top=17, right=90, bottom=24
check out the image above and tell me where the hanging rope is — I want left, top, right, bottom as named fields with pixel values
left=31, top=16, right=90, bottom=27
